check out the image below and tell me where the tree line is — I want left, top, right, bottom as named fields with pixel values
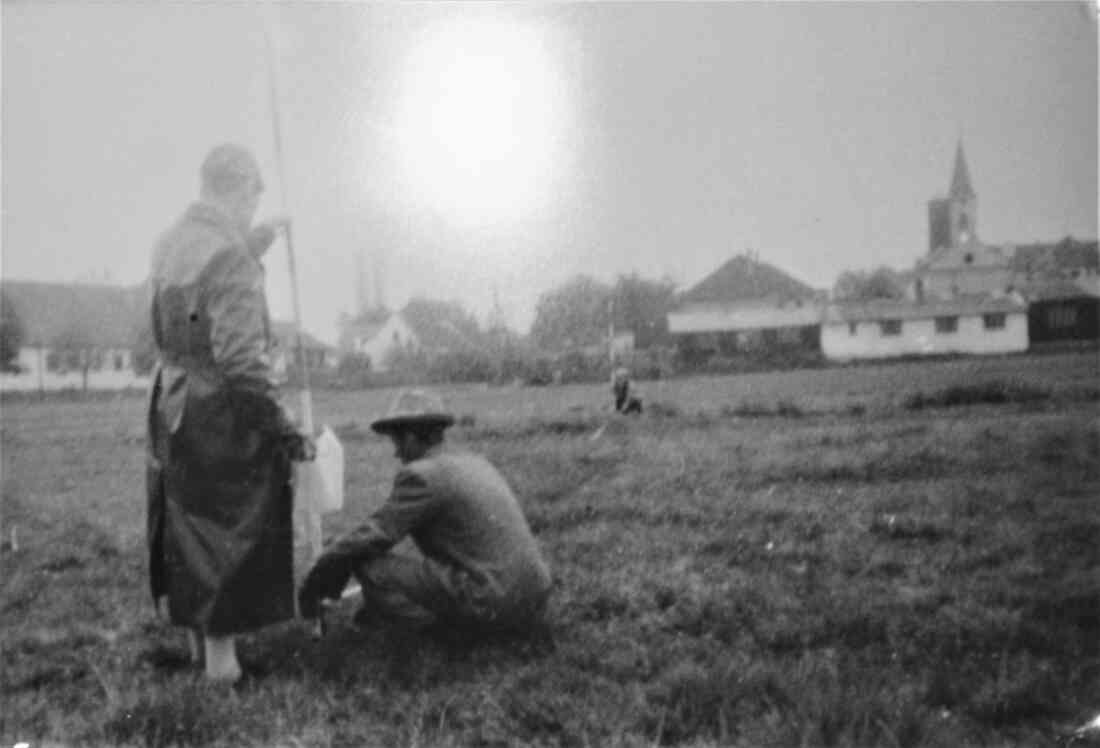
left=0, top=265, right=906, bottom=386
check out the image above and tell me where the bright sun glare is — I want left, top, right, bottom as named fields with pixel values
left=393, top=17, right=567, bottom=229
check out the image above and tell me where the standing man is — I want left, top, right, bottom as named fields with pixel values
left=146, top=144, right=313, bottom=682
left=298, top=390, right=552, bottom=639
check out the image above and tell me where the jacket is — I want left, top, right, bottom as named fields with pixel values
left=302, top=445, right=552, bottom=625
left=146, top=201, right=296, bottom=635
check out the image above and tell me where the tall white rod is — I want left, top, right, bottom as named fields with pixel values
left=260, top=21, right=322, bottom=566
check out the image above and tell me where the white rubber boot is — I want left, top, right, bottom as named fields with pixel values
left=203, top=635, right=242, bottom=683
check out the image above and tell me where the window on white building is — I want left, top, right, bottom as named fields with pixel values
left=982, top=313, right=1006, bottom=330
left=879, top=320, right=902, bottom=336
left=934, top=316, right=958, bottom=334
left=848, top=322, right=858, bottom=336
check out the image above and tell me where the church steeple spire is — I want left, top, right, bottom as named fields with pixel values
left=949, top=140, right=975, bottom=200
left=928, top=139, right=979, bottom=252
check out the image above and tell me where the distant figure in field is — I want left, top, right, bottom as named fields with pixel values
left=611, top=367, right=643, bottom=414
left=146, top=144, right=314, bottom=682
left=299, top=389, right=552, bottom=639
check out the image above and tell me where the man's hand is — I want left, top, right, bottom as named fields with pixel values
left=299, top=553, right=353, bottom=619
left=248, top=216, right=292, bottom=258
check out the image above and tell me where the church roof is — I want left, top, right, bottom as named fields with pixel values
left=949, top=141, right=976, bottom=199
left=679, top=254, right=816, bottom=305
left=399, top=302, right=481, bottom=351
left=1014, top=278, right=1098, bottom=302
left=1010, top=237, right=1099, bottom=273
left=826, top=294, right=1024, bottom=323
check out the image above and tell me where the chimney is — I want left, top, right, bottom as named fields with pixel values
left=354, top=250, right=368, bottom=315
left=373, top=247, right=386, bottom=311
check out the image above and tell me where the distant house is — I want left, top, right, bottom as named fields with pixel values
left=269, top=320, right=338, bottom=380
left=337, top=301, right=482, bottom=372
left=0, top=280, right=149, bottom=392
left=668, top=253, right=824, bottom=361
left=821, top=294, right=1028, bottom=362
left=338, top=309, right=419, bottom=372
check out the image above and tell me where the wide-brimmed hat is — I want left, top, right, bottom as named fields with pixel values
left=371, top=389, right=455, bottom=434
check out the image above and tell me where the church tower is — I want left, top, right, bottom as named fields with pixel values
left=927, top=141, right=979, bottom=252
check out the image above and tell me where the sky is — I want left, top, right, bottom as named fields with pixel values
left=3, top=1, right=1097, bottom=343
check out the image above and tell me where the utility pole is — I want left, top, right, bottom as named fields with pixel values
left=607, top=296, right=615, bottom=369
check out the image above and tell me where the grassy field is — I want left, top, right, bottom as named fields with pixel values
left=2, top=351, right=1098, bottom=747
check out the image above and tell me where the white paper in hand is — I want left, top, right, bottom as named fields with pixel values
left=293, top=425, right=344, bottom=565
left=296, top=425, right=344, bottom=515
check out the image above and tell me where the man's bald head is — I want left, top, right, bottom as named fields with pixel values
left=199, top=144, right=264, bottom=229
left=200, top=144, right=263, bottom=199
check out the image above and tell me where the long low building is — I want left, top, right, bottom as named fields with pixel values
left=821, top=295, right=1029, bottom=362
left=1, top=280, right=150, bottom=392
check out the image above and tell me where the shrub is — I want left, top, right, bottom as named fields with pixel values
left=904, top=381, right=1050, bottom=410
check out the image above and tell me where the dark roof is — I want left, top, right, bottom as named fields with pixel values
left=269, top=320, right=333, bottom=352
left=347, top=308, right=392, bottom=326
left=1010, top=237, right=1099, bottom=273
left=399, top=307, right=480, bottom=351
left=0, top=280, right=145, bottom=347
left=680, top=254, right=816, bottom=304
left=827, top=294, right=1024, bottom=323
left=338, top=308, right=393, bottom=349
left=949, top=141, right=976, bottom=199
left=1014, top=279, right=1098, bottom=302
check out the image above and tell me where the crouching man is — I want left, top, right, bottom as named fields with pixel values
left=298, top=390, right=552, bottom=638
left=611, top=367, right=643, bottom=415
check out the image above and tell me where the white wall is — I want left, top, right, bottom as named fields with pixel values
left=669, top=301, right=822, bottom=333
left=354, top=314, right=419, bottom=371
left=1, top=346, right=150, bottom=392
left=822, top=312, right=1028, bottom=361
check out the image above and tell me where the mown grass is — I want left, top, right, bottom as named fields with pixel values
left=2, top=351, right=1098, bottom=747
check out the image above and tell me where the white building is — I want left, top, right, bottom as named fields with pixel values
left=667, top=253, right=824, bottom=358
left=342, top=312, right=420, bottom=371
left=1, top=280, right=149, bottom=392
left=269, top=320, right=338, bottom=381
left=821, top=295, right=1028, bottom=362
left=669, top=299, right=823, bottom=337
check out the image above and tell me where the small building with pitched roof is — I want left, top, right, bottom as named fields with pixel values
left=667, top=253, right=824, bottom=361
left=1014, top=278, right=1100, bottom=344
left=337, top=299, right=484, bottom=372
left=269, top=320, right=338, bottom=382
left=338, top=308, right=420, bottom=372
